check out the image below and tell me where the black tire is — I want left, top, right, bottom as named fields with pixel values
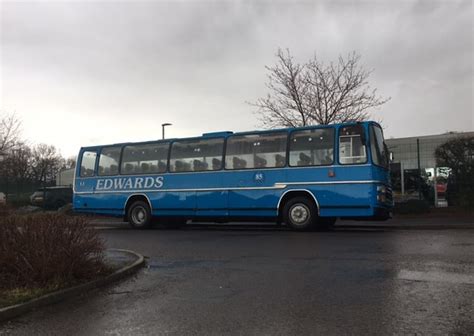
left=283, top=196, right=318, bottom=231
left=127, top=200, right=152, bottom=229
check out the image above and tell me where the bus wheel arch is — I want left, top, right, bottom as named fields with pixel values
left=278, top=190, right=319, bottom=231
left=125, top=194, right=153, bottom=229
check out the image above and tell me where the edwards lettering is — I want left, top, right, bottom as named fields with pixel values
left=96, top=176, right=164, bottom=191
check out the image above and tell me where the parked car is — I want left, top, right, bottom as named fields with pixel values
left=30, top=187, right=73, bottom=209
left=0, top=192, right=6, bottom=206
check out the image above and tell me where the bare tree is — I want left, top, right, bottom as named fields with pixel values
left=64, top=156, right=77, bottom=169
left=1, top=142, right=33, bottom=184
left=252, top=49, right=390, bottom=128
left=0, top=113, right=22, bottom=153
left=30, top=144, right=63, bottom=184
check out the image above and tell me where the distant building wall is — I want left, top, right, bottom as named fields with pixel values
left=386, top=131, right=474, bottom=170
left=56, top=168, right=75, bottom=186
left=386, top=131, right=473, bottom=205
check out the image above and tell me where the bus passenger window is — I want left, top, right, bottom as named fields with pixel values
left=124, top=163, right=134, bottom=174
left=98, top=147, right=121, bottom=176
left=298, top=153, right=311, bottom=166
left=232, top=157, right=247, bottom=169
left=339, top=126, right=367, bottom=165
left=289, top=128, right=334, bottom=167
left=212, top=158, right=222, bottom=170
left=80, top=151, right=97, bottom=177
left=169, top=138, right=224, bottom=173
left=141, top=163, right=150, bottom=173
left=275, top=154, right=286, bottom=167
left=254, top=155, right=267, bottom=168
left=110, top=164, right=118, bottom=175
left=193, top=159, right=208, bottom=171
left=158, top=161, right=167, bottom=172
left=225, top=132, right=287, bottom=169
left=121, top=142, right=169, bottom=174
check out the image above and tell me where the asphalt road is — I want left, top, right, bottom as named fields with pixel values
left=1, top=224, right=474, bottom=335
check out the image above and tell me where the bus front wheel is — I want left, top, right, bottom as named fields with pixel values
left=283, top=197, right=317, bottom=231
left=127, top=201, right=152, bottom=229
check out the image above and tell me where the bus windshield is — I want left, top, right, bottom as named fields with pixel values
left=370, top=125, right=389, bottom=169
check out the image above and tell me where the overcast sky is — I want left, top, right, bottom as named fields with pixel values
left=1, top=0, right=472, bottom=158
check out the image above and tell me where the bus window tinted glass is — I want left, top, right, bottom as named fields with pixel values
left=289, top=128, right=334, bottom=166
left=170, top=138, right=224, bottom=172
left=80, top=151, right=97, bottom=177
left=225, top=132, right=287, bottom=169
left=370, top=125, right=389, bottom=168
left=98, top=147, right=121, bottom=176
left=339, top=126, right=367, bottom=164
left=121, top=143, right=169, bottom=174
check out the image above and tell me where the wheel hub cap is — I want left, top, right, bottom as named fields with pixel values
left=132, top=207, right=146, bottom=225
left=290, top=204, right=309, bottom=224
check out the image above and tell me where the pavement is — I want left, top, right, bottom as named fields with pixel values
left=1, top=220, right=473, bottom=335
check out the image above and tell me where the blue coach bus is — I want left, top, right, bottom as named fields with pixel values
left=73, top=121, right=392, bottom=230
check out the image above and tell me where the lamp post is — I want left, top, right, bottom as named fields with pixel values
left=162, top=123, right=172, bottom=140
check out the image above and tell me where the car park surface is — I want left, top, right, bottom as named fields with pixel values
left=1, top=223, right=473, bottom=335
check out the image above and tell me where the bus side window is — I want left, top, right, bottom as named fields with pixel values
left=212, top=158, right=222, bottom=170
left=170, top=138, right=224, bottom=172
left=275, top=154, right=286, bottom=167
left=254, top=155, right=267, bottom=168
left=298, top=153, right=311, bottom=166
left=225, top=132, right=287, bottom=170
left=289, top=128, right=335, bottom=167
left=121, top=142, right=169, bottom=174
left=338, top=126, right=367, bottom=165
left=98, top=147, right=121, bottom=176
left=80, top=151, right=97, bottom=177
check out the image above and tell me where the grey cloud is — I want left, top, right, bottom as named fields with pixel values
left=1, top=0, right=472, bottom=157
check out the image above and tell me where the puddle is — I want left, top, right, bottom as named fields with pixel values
left=398, top=269, right=474, bottom=285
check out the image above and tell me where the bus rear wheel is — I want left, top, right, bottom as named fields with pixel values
left=127, top=201, right=152, bottom=229
left=283, top=196, right=317, bottom=231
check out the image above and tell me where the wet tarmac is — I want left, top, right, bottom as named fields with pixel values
left=1, top=225, right=473, bottom=335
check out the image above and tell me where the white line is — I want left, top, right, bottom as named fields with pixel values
left=74, top=180, right=384, bottom=195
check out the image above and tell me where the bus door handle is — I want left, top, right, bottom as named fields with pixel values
left=328, top=169, right=335, bottom=178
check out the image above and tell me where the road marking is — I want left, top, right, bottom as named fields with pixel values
left=398, top=270, right=474, bottom=285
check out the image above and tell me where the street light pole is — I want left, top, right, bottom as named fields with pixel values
left=162, top=123, right=172, bottom=139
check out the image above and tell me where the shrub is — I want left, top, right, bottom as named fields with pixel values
left=0, top=214, right=110, bottom=291
left=0, top=204, right=13, bottom=217
left=435, top=136, right=474, bottom=208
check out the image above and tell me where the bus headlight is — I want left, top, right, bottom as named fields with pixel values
left=377, top=185, right=387, bottom=203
